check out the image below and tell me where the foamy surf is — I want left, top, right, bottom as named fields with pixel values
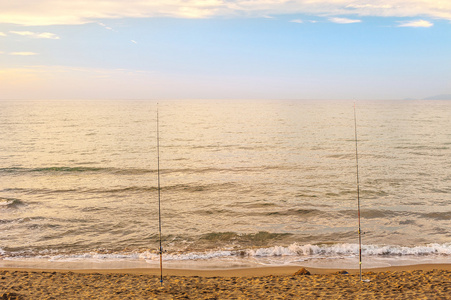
left=1, top=243, right=450, bottom=270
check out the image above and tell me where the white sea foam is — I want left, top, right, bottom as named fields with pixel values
left=140, top=250, right=236, bottom=262
left=248, top=243, right=451, bottom=258
left=363, top=243, right=451, bottom=256
left=47, top=252, right=140, bottom=262
left=4, top=243, right=446, bottom=263
left=1, top=243, right=450, bottom=270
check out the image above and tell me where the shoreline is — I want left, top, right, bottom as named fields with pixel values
left=2, top=263, right=450, bottom=276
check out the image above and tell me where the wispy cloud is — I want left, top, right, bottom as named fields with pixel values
left=0, top=1, right=450, bottom=26
left=0, top=32, right=6, bottom=37
left=10, top=52, right=38, bottom=56
left=329, top=17, right=361, bottom=24
left=10, top=31, right=60, bottom=39
left=397, top=19, right=434, bottom=28
left=98, top=22, right=112, bottom=30
left=290, top=19, right=318, bottom=24
left=10, top=31, right=35, bottom=36
left=98, top=22, right=116, bottom=31
left=97, top=22, right=136, bottom=44
left=36, top=32, right=60, bottom=39
left=346, top=4, right=393, bottom=10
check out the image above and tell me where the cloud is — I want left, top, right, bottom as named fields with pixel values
left=329, top=17, right=361, bottom=24
left=36, top=32, right=60, bottom=39
left=10, top=52, right=38, bottom=56
left=0, top=32, right=6, bottom=36
left=10, top=31, right=35, bottom=36
left=10, top=30, right=60, bottom=39
left=98, top=22, right=115, bottom=31
left=0, top=0, right=450, bottom=26
left=397, top=19, right=434, bottom=27
left=346, top=4, right=393, bottom=9
left=290, top=19, right=318, bottom=24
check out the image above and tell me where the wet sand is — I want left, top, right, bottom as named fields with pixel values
left=1, top=264, right=450, bottom=299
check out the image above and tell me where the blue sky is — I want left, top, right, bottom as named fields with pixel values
left=1, top=1, right=450, bottom=100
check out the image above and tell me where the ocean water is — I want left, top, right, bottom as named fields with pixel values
left=1, top=99, right=450, bottom=269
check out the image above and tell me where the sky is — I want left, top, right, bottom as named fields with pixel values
left=1, top=0, right=450, bottom=100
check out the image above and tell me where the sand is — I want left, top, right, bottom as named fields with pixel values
left=1, top=264, right=450, bottom=299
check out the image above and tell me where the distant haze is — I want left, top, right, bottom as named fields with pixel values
left=423, top=94, right=451, bottom=100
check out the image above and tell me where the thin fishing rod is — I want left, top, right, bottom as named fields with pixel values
left=354, top=103, right=363, bottom=282
left=157, top=105, right=163, bottom=285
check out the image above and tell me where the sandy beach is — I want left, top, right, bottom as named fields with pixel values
left=1, top=264, right=450, bottom=299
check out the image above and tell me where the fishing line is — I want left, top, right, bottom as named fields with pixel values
left=353, top=103, right=367, bottom=282
left=157, top=104, right=163, bottom=285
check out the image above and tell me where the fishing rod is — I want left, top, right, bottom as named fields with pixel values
left=157, top=105, right=163, bottom=285
left=353, top=103, right=364, bottom=282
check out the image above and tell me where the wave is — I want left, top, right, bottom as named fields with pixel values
left=0, top=167, right=109, bottom=173
left=0, top=167, right=152, bottom=175
left=0, top=197, right=25, bottom=209
left=84, top=183, right=237, bottom=194
left=200, top=231, right=292, bottom=243
left=131, top=242, right=451, bottom=260
left=2, top=243, right=449, bottom=263
left=267, top=209, right=323, bottom=217
left=423, top=212, right=451, bottom=220
left=0, top=165, right=296, bottom=176
left=1, top=182, right=238, bottom=196
left=247, top=243, right=451, bottom=257
left=338, top=209, right=451, bottom=221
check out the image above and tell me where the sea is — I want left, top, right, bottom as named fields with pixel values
left=1, top=99, right=450, bottom=270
